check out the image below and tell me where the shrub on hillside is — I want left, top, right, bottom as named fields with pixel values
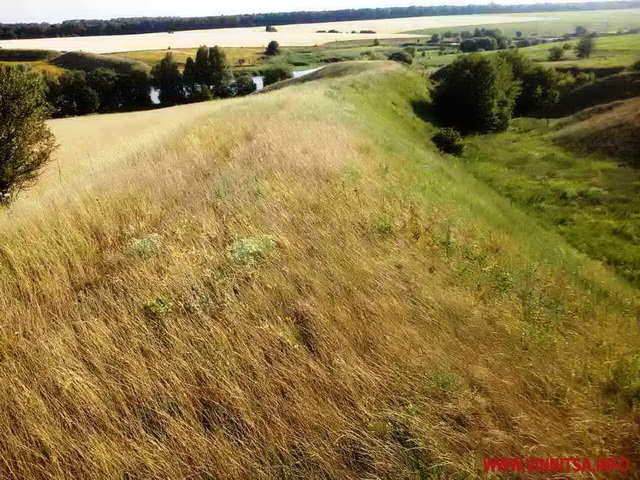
left=499, top=50, right=561, bottom=114
left=46, top=70, right=100, bottom=116
left=388, top=50, right=413, bottom=65
left=432, top=128, right=465, bottom=156
left=0, top=66, right=56, bottom=204
left=231, top=76, right=257, bottom=96
left=548, top=46, right=565, bottom=62
left=460, top=36, right=499, bottom=52
left=575, top=35, right=595, bottom=58
left=263, top=65, right=293, bottom=86
left=433, top=54, right=520, bottom=133
left=266, top=40, right=281, bottom=56
left=630, top=60, right=640, bottom=71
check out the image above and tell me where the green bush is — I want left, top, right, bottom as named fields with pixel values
left=388, top=50, right=413, bottom=65
left=263, top=65, right=293, bottom=86
left=548, top=46, right=565, bottom=62
left=630, top=60, right=640, bottom=71
left=231, top=76, right=257, bottom=96
left=265, top=40, right=281, bottom=56
left=432, top=128, right=465, bottom=156
left=228, top=236, right=276, bottom=266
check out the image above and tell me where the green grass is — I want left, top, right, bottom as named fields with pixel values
left=528, top=33, right=640, bottom=69
left=462, top=117, right=640, bottom=285
left=405, top=8, right=640, bottom=37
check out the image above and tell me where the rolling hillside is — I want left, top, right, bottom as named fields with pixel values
left=553, top=96, right=640, bottom=164
left=0, top=62, right=638, bottom=479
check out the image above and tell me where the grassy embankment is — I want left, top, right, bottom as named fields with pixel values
left=462, top=97, right=640, bottom=286
left=0, top=62, right=638, bottom=478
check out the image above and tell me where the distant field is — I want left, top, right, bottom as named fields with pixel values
left=108, top=47, right=266, bottom=69
left=406, top=8, right=640, bottom=36
left=0, top=13, right=549, bottom=53
left=532, top=33, right=640, bottom=68
left=413, top=31, right=640, bottom=70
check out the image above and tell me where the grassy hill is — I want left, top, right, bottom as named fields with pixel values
left=50, top=51, right=151, bottom=74
left=553, top=96, right=640, bottom=165
left=0, top=62, right=638, bottom=479
left=547, top=70, right=640, bottom=116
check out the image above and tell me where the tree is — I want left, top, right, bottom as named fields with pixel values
left=499, top=50, right=560, bottom=115
left=575, top=35, right=595, bottom=58
left=208, top=46, right=233, bottom=97
left=119, top=70, right=152, bottom=109
left=548, top=46, right=565, bottom=61
left=429, top=33, right=441, bottom=44
left=515, top=31, right=523, bottom=38
left=87, top=68, right=121, bottom=112
left=373, top=39, right=380, bottom=47
left=231, top=76, right=257, bottom=96
left=433, top=54, right=520, bottom=133
left=265, top=25, right=278, bottom=32
left=0, top=66, right=56, bottom=204
left=183, top=56, right=197, bottom=99
left=48, top=70, right=100, bottom=116
left=194, top=46, right=211, bottom=86
left=151, top=52, right=184, bottom=105
left=263, top=65, right=293, bottom=86
left=265, top=40, right=281, bottom=56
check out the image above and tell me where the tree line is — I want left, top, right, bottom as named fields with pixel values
left=42, top=45, right=267, bottom=117
left=150, top=45, right=261, bottom=106
left=2, top=1, right=639, bottom=39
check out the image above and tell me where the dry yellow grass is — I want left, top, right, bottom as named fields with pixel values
left=0, top=62, right=638, bottom=478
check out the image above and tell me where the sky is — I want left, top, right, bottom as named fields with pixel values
left=1, top=0, right=621, bottom=23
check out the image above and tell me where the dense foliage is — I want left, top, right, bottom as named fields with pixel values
left=548, top=46, right=566, bottom=61
left=265, top=41, right=281, bottom=56
left=432, top=128, right=465, bottom=156
left=1, top=1, right=638, bottom=39
left=576, top=35, right=596, bottom=58
left=0, top=66, right=56, bottom=204
left=263, top=65, right=294, bottom=86
left=388, top=50, right=414, bottom=65
left=433, top=54, right=520, bottom=133
left=47, top=68, right=152, bottom=116
left=432, top=50, right=569, bottom=131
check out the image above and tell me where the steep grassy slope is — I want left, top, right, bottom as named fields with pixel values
left=547, top=71, right=640, bottom=116
left=464, top=114, right=640, bottom=286
left=0, top=62, right=638, bottom=479
left=553, top=96, right=640, bottom=164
